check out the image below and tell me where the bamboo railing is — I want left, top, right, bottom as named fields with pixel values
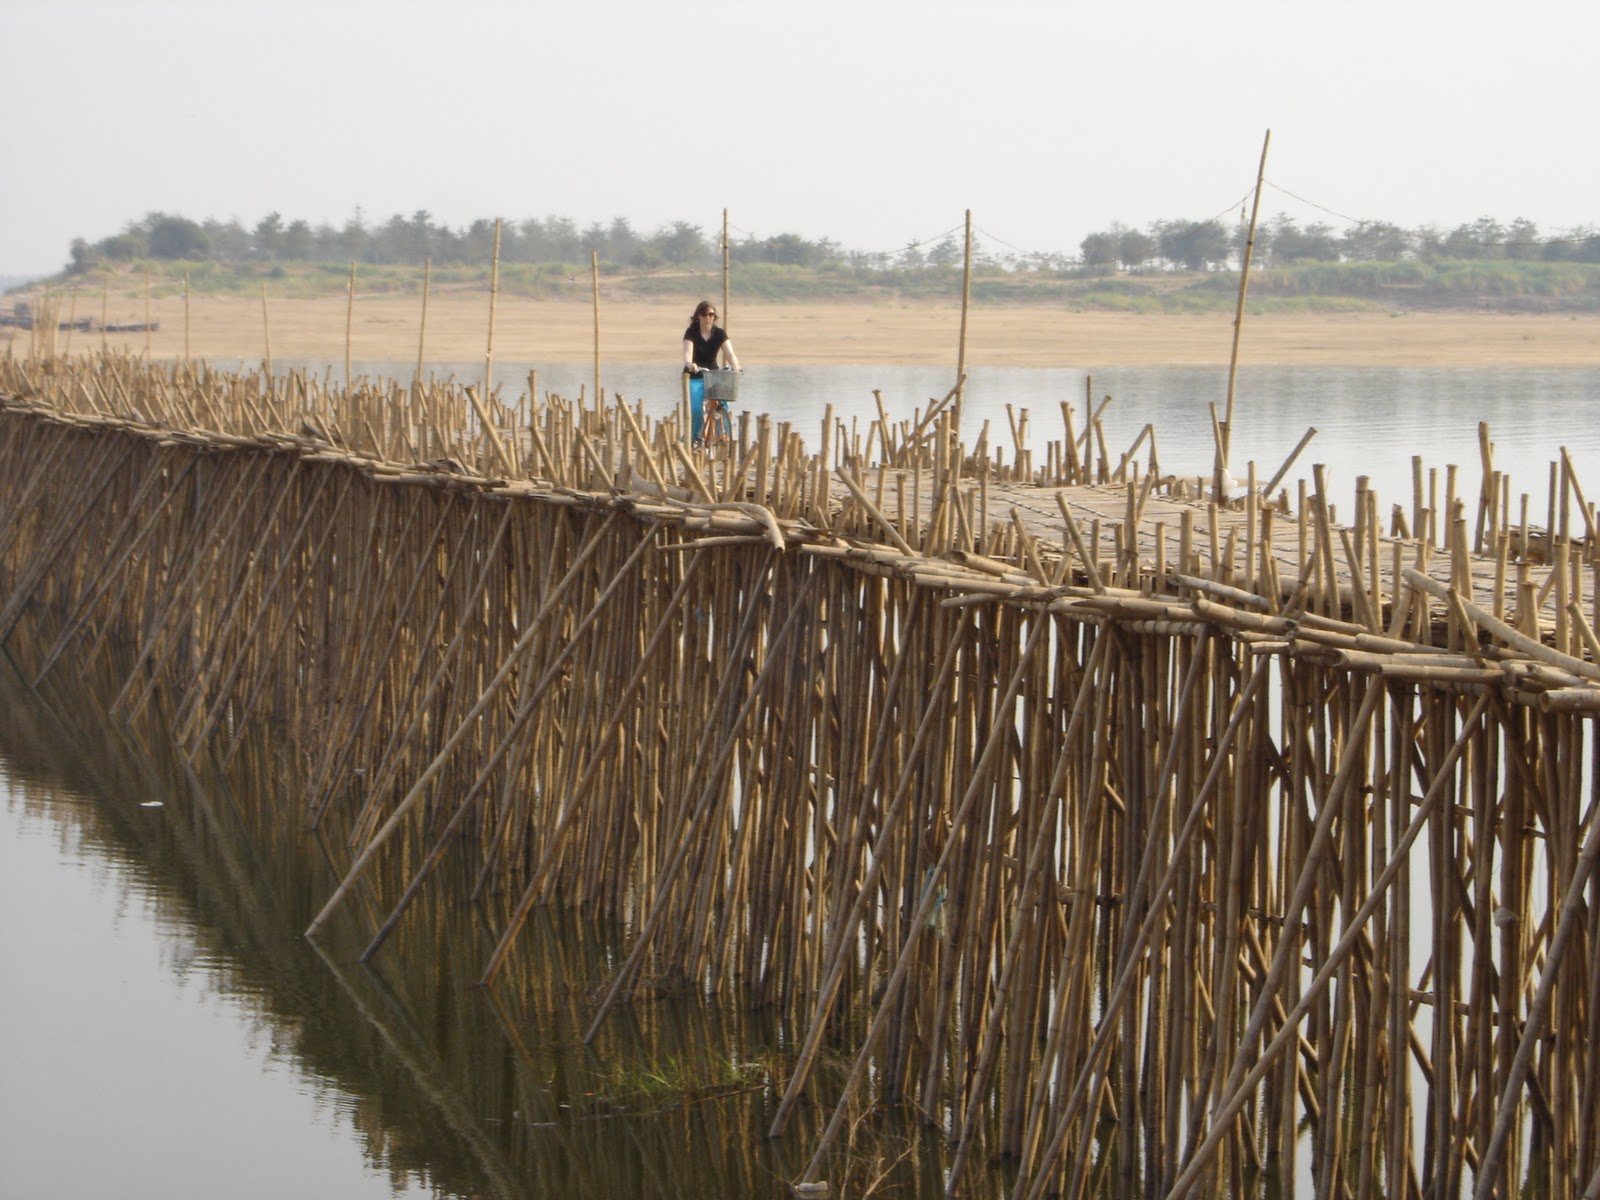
left=1, top=349, right=1596, bottom=1199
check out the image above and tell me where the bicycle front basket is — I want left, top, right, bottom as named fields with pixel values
left=701, top=371, right=740, bottom=403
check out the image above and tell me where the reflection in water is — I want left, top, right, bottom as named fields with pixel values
left=0, top=728, right=436, bottom=1197
left=0, top=650, right=988, bottom=1199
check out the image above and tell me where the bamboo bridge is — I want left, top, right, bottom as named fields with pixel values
left=1, top=349, right=1596, bottom=1200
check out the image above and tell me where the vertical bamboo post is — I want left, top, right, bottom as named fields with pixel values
left=345, top=260, right=356, bottom=394
left=183, top=272, right=190, bottom=362
left=415, top=256, right=431, bottom=394
left=62, top=288, right=77, bottom=356
left=955, top=208, right=973, bottom=439
left=1222, top=128, right=1270, bottom=466
left=722, top=208, right=731, bottom=333
left=259, top=282, right=271, bottom=382
left=145, top=274, right=153, bottom=361
left=485, top=219, right=501, bottom=408
left=591, top=249, right=601, bottom=408
left=100, top=284, right=108, bottom=354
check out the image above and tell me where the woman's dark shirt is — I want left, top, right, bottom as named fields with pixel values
left=684, top=323, right=728, bottom=369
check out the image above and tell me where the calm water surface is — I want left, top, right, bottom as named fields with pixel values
left=332, top=361, right=1600, bottom=508
left=0, top=672, right=928, bottom=1200
left=0, top=752, right=436, bottom=1198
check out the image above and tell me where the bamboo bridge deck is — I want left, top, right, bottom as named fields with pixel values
left=1, top=350, right=1597, bottom=1199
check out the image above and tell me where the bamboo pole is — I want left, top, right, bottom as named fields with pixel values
left=954, top=209, right=972, bottom=438
left=591, top=248, right=601, bottom=406
left=415, top=256, right=431, bottom=393
left=259, top=282, right=272, bottom=382
left=1221, top=128, right=1270, bottom=472
left=484, top=219, right=501, bottom=408
left=1473, top=746, right=1600, bottom=1199
left=800, top=611, right=1051, bottom=1188
left=345, top=260, right=356, bottom=394
left=303, top=511, right=626, bottom=936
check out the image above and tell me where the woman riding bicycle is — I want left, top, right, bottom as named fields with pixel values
left=682, top=300, right=741, bottom=445
left=682, top=299, right=741, bottom=375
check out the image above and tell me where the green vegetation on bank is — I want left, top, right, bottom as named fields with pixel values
left=27, top=256, right=1600, bottom=316
left=18, top=208, right=1600, bottom=313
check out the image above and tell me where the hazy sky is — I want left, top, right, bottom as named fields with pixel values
left=1, top=0, right=1595, bottom=278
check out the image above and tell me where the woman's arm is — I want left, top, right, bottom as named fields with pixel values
left=683, top=337, right=698, bottom=371
left=719, top=339, right=741, bottom=370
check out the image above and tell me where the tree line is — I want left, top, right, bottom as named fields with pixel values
left=1077, top=215, right=1600, bottom=271
left=66, top=209, right=1600, bottom=277
left=69, top=211, right=843, bottom=275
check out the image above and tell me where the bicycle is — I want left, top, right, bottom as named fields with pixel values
left=687, top=366, right=739, bottom=450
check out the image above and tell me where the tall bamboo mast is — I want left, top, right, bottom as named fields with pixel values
left=591, top=249, right=602, bottom=407
left=722, top=208, right=730, bottom=334
left=955, top=209, right=973, bottom=437
left=484, top=219, right=502, bottom=405
left=259, top=282, right=271, bottom=381
left=345, top=260, right=356, bottom=393
left=414, top=256, right=431, bottom=393
left=1221, top=129, right=1271, bottom=471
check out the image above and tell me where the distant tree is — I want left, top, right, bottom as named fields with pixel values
left=67, top=238, right=94, bottom=274
left=407, top=210, right=436, bottom=261
left=1544, top=225, right=1600, bottom=263
left=926, top=236, right=962, bottom=268
left=281, top=218, right=315, bottom=260
left=1231, top=207, right=1252, bottom=267
left=652, top=221, right=707, bottom=266
left=1505, top=217, right=1541, bottom=261
left=1079, top=230, right=1119, bottom=271
left=310, top=222, right=340, bottom=260
left=897, top=241, right=925, bottom=269
left=760, top=233, right=815, bottom=267
left=1340, top=220, right=1411, bottom=261
left=849, top=249, right=892, bottom=272
left=1118, top=227, right=1156, bottom=271
left=147, top=215, right=211, bottom=260
left=1155, top=219, right=1230, bottom=271
left=202, top=217, right=252, bottom=262
left=607, top=217, right=639, bottom=263
left=1265, top=215, right=1339, bottom=264
left=370, top=213, right=410, bottom=264
left=334, top=208, right=369, bottom=261
left=460, top=218, right=499, bottom=264
left=97, top=230, right=147, bottom=261
left=813, top=238, right=845, bottom=269
left=1018, top=249, right=1066, bottom=272
left=1413, top=225, right=1446, bottom=261
left=1444, top=217, right=1506, bottom=259
left=253, top=212, right=284, bottom=260
left=544, top=216, right=581, bottom=261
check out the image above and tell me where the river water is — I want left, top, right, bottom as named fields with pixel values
left=1, top=364, right=1596, bottom=1198
left=415, top=361, right=1600, bottom=510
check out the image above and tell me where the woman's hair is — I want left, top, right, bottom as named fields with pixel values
left=692, top=300, right=717, bottom=322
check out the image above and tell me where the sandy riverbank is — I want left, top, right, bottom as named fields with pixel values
left=7, top=293, right=1599, bottom=369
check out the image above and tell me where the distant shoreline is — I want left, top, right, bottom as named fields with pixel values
left=6, top=294, right=1598, bottom=369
